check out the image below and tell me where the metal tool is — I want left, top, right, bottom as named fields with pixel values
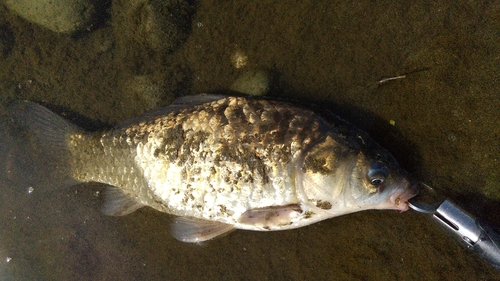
left=408, top=183, right=500, bottom=270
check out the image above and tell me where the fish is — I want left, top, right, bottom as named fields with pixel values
left=0, top=95, right=417, bottom=242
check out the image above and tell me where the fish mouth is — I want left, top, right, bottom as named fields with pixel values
left=388, top=180, right=419, bottom=212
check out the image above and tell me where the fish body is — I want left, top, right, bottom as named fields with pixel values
left=4, top=95, right=416, bottom=242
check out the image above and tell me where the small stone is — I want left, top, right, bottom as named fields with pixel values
left=113, top=0, right=193, bottom=56
left=4, top=0, right=96, bottom=33
left=231, top=50, right=248, bottom=69
left=231, top=69, right=274, bottom=96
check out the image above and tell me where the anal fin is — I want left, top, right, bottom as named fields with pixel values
left=101, top=186, right=144, bottom=216
left=171, top=217, right=234, bottom=243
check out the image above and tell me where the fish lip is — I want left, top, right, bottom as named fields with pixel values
left=389, top=180, right=419, bottom=212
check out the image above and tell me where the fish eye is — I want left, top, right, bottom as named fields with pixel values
left=370, top=178, right=384, bottom=185
left=367, top=164, right=388, bottom=186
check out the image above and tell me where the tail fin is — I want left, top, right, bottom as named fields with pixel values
left=0, top=101, right=83, bottom=193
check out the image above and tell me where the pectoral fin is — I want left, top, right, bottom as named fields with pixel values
left=171, top=217, right=234, bottom=243
left=101, top=186, right=144, bottom=216
left=238, top=204, right=303, bottom=229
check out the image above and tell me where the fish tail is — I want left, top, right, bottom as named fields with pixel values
left=0, top=101, right=83, bottom=193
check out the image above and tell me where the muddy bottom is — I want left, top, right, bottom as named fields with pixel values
left=0, top=1, right=499, bottom=280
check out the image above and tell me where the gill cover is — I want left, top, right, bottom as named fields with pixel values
left=347, top=152, right=392, bottom=205
left=296, top=134, right=357, bottom=210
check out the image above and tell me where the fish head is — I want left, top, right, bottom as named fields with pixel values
left=297, top=134, right=418, bottom=215
left=346, top=151, right=418, bottom=212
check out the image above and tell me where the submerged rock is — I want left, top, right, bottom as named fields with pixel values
left=231, top=69, right=274, bottom=96
left=125, top=74, right=166, bottom=110
left=113, top=0, right=193, bottom=57
left=4, top=0, right=95, bottom=33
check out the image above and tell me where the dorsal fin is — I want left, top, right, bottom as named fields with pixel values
left=169, top=94, right=227, bottom=107
left=114, top=94, right=227, bottom=129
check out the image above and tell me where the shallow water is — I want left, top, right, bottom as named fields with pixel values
left=0, top=1, right=499, bottom=280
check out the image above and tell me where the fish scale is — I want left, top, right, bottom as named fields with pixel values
left=70, top=97, right=323, bottom=222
